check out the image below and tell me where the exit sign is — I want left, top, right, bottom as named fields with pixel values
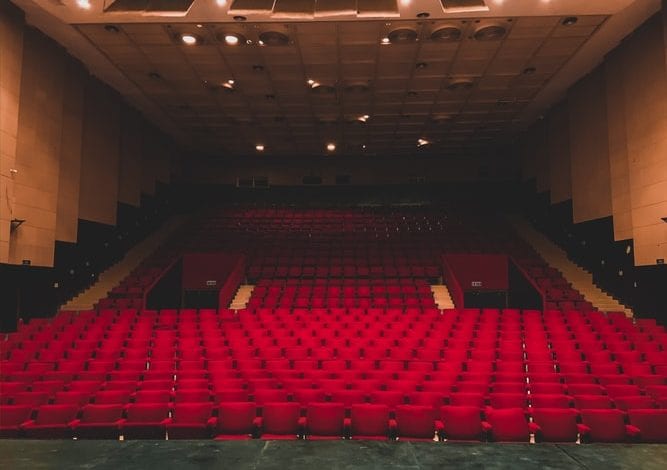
left=471, top=281, right=482, bottom=287
left=206, top=280, right=217, bottom=287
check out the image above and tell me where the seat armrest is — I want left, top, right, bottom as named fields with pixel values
left=114, top=419, right=126, bottom=427
left=68, top=419, right=81, bottom=429
left=625, top=424, right=641, bottom=437
left=253, top=416, right=263, bottom=430
left=160, top=418, right=172, bottom=426
left=576, top=423, right=591, bottom=435
left=207, top=417, right=218, bottom=428
left=19, top=420, right=35, bottom=429
left=388, top=419, right=397, bottom=440
left=481, top=421, right=492, bottom=432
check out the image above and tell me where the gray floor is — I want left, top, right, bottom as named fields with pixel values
left=2, top=440, right=667, bottom=470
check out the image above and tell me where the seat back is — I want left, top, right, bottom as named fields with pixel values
left=125, top=403, right=170, bottom=423
left=350, top=404, right=390, bottom=438
left=305, top=402, right=346, bottom=436
left=580, top=409, right=628, bottom=442
left=628, top=409, right=667, bottom=443
left=486, top=408, right=529, bottom=442
left=34, top=404, right=79, bottom=425
left=0, top=405, right=32, bottom=426
left=531, top=408, right=579, bottom=442
left=217, top=402, right=257, bottom=434
left=394, top=405, right=437, bottom=439
left=261, top=402, right=301, bottom=435
left=172, top=403, right=214, bottom=424
left=440, top=406, right=483, bottom=440
left=80, top=404, right=124, bottom=423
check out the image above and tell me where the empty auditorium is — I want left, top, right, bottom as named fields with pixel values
left=1, top=0, right=667, bottom=468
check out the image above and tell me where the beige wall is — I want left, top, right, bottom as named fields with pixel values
left=79, top=78, right=121, bottom=226
left=605, top=48, right=634, bottom=242
left=0, top=3, right=24, bottom=263
left=1, top=9, right=178, bottom=266
left=9, top=28, right=66, bottom=266
left=546, top=102, right=572, bottom=204
left=618, top=16, right=667, bottom=265
left=524, top=13, right=667, bottom=266
left=568, top=66, right=613, bottom=224
left=56, top=58, right=86, bottom=242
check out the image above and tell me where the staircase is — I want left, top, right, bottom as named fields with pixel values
left=431, top=284, right=456, bottom=310
left=62, top=216, right=186, bottom=311
left=229, top=285, right=254, bottom=310
left=509, top=216, right=633, bottom=317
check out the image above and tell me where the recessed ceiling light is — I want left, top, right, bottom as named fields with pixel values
left=416, top=12, right=430, bottom=18
left=326, top=143, right=336, bottom=152
left=357, top=115, right=370, bottom=123
left=222, top=79, right=235, bottom=90
left=400, top=0, right=411, bottom=5
left=224, top=34, right=240, bottom=45
left=430, top=26, right=462, bottom=42
left=523, top=66, right=537, bottom=75
left=253, top=64, right=264, bottom=72
left=180, top=33, right=199, bottom=46
left=416, top=62, right=428, bottom=70
left=258, top=31, right=290, bottom=46
left=216, top=0, right=227, bottom=6
left=233, top=15, right=247, bottom=22
left=76, top=0, right=91, bottom=9
left=387, top=28, right=418, bottom=44
left=381, top=37, right=390, bottom=44
left=307, top=79, right=315, bottom=85
left=417, top=138, right=430, bottom=147
left=255, top=144, right=265, bottom=152
left=104, top=25, right=120, bottom=33
left=362, top=144, right=367, bottom=149
left=148, top=72, right=162, bottom=80
left=562, top=16, right=578, bottom=26
left=196, top=24, right=203, bottom=29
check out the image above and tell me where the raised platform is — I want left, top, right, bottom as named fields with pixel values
left=1, top=440, right=667, bottom=470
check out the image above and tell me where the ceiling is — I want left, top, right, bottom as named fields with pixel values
left=11, top=0, right=662, bottom=158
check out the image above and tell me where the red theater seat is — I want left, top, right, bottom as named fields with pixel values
left=121, top=403, right=171, bottom=439
left=302, top=402, right=346, bottom=440
left=530, top=408, right=580, bottom=442
left=21, top=404, right=80, bottom=438
left=0, top=405, right=33, bottom=437
left=627, top=409, right=667, bottom=443
left=348, top=404, right=392, bottom=440
left=578, top=409, right=639, bottom=443
left=212, top=402, right=258, bottom=440
left=394, top=405, right=441, bottom=441
left=257, top=402, right=302, bottom=439
left=485, top=408, right=530, bottom=442
left=166, top=402, right=215, bottom=439
left=70, top=404, right=124, bottom=439
left=439, top=406, right=487, bottom=441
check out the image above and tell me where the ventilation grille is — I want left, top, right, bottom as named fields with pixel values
left=439, top=0, right=489, bottom=13
left=104, top=0, right=196, bottom=13
left=229, top=0, right=399, bottom=18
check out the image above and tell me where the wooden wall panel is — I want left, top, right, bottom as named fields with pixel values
left=9, top=29, right=66, bottom=267
left=620, top=16, right=667, bottom=265
left=546, top=102, right=572, bottom=204
left=604, top=49, right=634, bottom=242
left=568, top=66, right=613, bottom=223
left=55, top=58, right=85, bottom=242
left=79, top=79, right=120, bottom=225
left=118, top=107, right=142, bottom=207
left=0, top=4, right=24, bottom=263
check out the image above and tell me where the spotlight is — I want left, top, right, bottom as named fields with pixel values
left=326, top=143, right=336, bottom=152
left=255, top=144, right=265, bottom=152
left=417, top=138, right=430, bottom=147
left=180, top=34, right=199, bottom=46
left=224, top=34, right=240, bottom=45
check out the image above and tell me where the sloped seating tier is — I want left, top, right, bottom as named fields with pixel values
left=1, top=207, right=664, bottom=441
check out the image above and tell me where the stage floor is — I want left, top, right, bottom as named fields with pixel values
left=2, top=440, right=667, bottom=470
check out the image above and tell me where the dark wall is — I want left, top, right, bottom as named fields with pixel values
left=524, top=185, right=667, bottom=323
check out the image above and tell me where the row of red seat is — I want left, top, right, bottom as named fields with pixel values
left=2, top=402, right=666, bottom=443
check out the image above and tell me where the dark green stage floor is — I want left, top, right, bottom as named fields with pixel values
left=2, top=440, right=667, bottom=470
